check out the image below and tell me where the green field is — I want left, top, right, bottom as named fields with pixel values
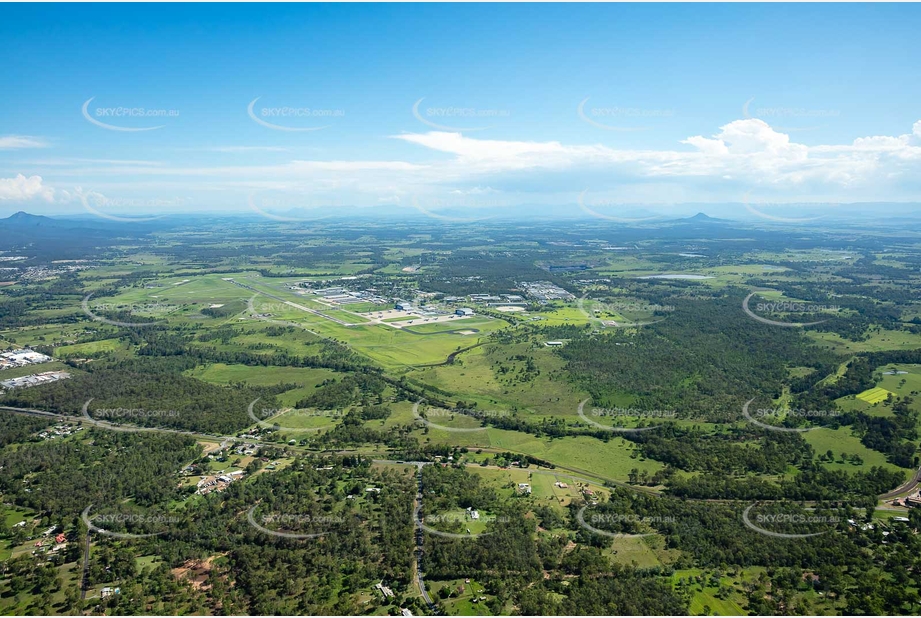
left=804, top=426, right=909, bottom=474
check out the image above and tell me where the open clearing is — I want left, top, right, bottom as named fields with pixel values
left=856, top=386, right=895, bottom=404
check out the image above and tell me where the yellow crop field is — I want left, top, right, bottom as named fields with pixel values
left=856, top=386, right=894, bottom=404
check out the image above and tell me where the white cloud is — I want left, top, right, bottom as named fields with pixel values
left=0, top=135, right=48, bottom=150
left=0, top=174, right=56, bottom=201
left=391, top=119, right=921, bottom=192
left=12, top=118, right=921, bottom=210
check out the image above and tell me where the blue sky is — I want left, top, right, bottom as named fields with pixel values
left=1, top=3, right=919, bottom=219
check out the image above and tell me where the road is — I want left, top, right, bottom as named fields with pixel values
left=412, top=463, right=437, bottom=612
left=80, top=532, right=91, bottom=600
left=879, top=465, right=921, bottom=500
left=380, top=461, right=437, bottom=612
left=6, top=402, right=919, bottom=505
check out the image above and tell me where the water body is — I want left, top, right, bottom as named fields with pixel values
left=637, top=274, right=714, bottom=280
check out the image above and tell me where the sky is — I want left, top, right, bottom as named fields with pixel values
left=1, top=3, right=920, bottom=221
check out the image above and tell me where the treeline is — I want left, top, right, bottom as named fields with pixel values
left=295, top=373, right=387, bottom=410
left=0, top=428, right=198, bottom=517
left=555, top=291, right=841, bottom=422
left=631, top=426, right=814, bottom=475
left=0, top=356, right=283, bottom=434
left=146, top=456, right=418, bottom=615
left=665, top=464, right=904, bottom=501
left=0, top=412, right=53, bottom=447
left=421, top=465, right=688, bottom=615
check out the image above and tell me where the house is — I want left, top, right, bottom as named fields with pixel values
left=375, top=582, right=394, bottom=599
left=467, top=507, right=480, bottom=520
left=55, top=533, right=66, bottom=544
left=554, top=482, right=568, bottom=489
left=544, top=341, right=564, bottom=347
left=401, top=609, right=414, bottom=617
left=517, top=483, right=532, bottom=495
left=101, top=587, right=120, bottom=599
left=395, top=302, right=413, bottom=311
left=455, top=307, right=474, bottom=316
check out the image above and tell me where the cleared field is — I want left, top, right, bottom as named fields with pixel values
left=53, top=338, right=130, bottom=357
left=425, top=429, right=663, bottom=483
left=247, top=294, right=507, bottom=369
left=804, top=426, right=909, bottom=474
left=808, top=328, right=921, bottom=353
left=186, top=363, right=339, bottom=388
left=856, top=386, right=895, bottom=404
left=410, top=342, right=588, bottom=419
left=467, top=465, right=606, bottom=505
left=605, top=535, right=670, bottom=569
left=671, top=568, right=754, bottom=616
left=877, top=364, right=921, bottom=399
left=526, top=305, right=593, bottom=326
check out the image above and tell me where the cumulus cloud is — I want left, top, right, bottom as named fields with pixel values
left=13, top=118, right=921, bottom=210
left=391, top=118, right=921, bottom=190
left=0, top=174, right=56, bottom=202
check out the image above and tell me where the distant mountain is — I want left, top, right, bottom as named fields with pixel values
left=1, top=211, right=63, bottom=227
left=0, top=211, right=155, bottom=258
left=684, top=212, right=729, bottom=223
